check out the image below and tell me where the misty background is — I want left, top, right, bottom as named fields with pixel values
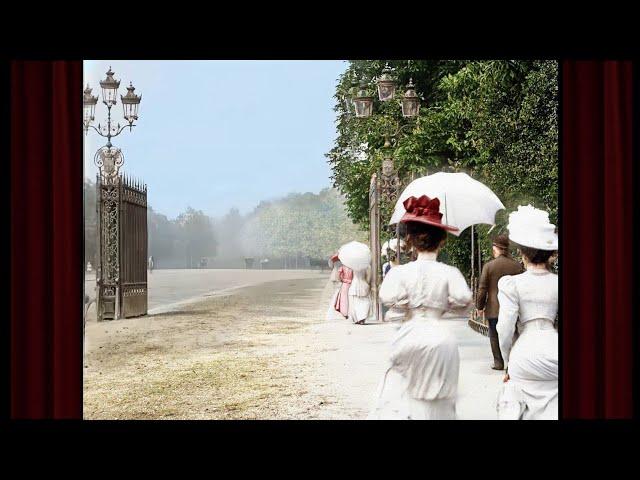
left=83, top=60, right=366, bottom=269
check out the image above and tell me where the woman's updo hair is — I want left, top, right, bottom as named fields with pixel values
left=405, top=221, right=447, bottom=252
left=516, top=244, right=556, bottom=265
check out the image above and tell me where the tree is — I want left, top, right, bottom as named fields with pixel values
left=327, top=60, right=558, bottom=279
left=241, top=188, right=367, bottom=262
left=176, top=207, right=218, bottom=268
left=84, top=179, right=97, bottom=268
left=214, top=207, right=246, bottom=261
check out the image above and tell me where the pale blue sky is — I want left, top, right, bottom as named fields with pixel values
left=84, top=60, right=347, bottom=219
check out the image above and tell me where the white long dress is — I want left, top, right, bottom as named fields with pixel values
left=496, top=269, right=558, bottom=420
left=383, top=261, right=405, bottom=322
left=368, top=251, right=473, bottom=420
left=348, top=267, right=371, bottom=323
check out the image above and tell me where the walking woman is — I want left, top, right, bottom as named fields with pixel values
left=368, top=195, right=473, bottom=420
left=496, top=205, right=558, bottom=420
left=333, top=241, right=372, bottom=325
left=326, top=254, right=344, bottom=320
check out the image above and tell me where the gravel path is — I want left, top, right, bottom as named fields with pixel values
left=83, top=274, right=502, bottom=419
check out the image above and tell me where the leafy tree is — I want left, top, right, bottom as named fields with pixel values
left=84, top=179, right=97, bottom=268
left=327, top=60, right=558, bottom=280
left=241, top=188, right=367, bottom=261
left=176, top=207, right=218, bottom=268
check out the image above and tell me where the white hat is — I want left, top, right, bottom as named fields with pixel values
left=507, top=205, right=558, bottom=251
left=381, top=238, right=405, bottom=257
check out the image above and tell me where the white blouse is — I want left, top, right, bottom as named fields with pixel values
left=497, top=269, right=558, bottom=363
left=349, top=266, right=371, bottom=297
left=379, top=251, right=473, bottom=316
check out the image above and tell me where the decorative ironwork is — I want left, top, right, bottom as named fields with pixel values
left=95, top=146, right=125, bottom=181
left=379, top=145, right=401, bottom=205
left=95, top=173, right=148, bottom=321
left=87, top=68, right=146, bottom=321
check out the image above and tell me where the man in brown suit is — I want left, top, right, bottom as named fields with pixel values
left=476, top=234, right=523, bottom=370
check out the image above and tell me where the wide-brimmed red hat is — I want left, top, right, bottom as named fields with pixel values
left=330, top=253, right=340, bottom=262
left=400, top=195, right=459, bottom=232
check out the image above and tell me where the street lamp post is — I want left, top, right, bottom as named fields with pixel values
left=84, top=67, right=143, bottom=321
left=344, top=63, right=423, bottom=323
left=349, top=63, right=422, bottom=262
left=84, top=67, right=142, bottom=182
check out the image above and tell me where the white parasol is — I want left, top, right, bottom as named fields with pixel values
left=338, top=241, right=372, bottom=272
left=389, top=172, right=505, bottom=236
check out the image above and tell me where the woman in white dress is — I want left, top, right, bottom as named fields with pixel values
left=496, top=205, right=558, bottom=420
left=368, top=195, right=473, bottom=420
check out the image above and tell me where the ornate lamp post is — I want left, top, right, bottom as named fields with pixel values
left=84, top=67, right=143, bottom=321
left=346, top=63, right=424, bottom=322
left=84, top=67, right=142, bottom=182
left=348, top=64, right=422, bottom=254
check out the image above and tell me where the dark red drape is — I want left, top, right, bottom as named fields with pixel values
left=10, top=61, right=83, bottom=419
left=562, top=60, right=634, bottom=419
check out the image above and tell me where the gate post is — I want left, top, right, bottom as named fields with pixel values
left=369, top=173, right=383, bottom=322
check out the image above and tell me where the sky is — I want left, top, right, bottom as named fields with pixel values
left=84, top=60, right=348, bottom=219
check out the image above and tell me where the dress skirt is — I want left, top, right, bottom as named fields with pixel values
left=326, top=286, right=344, bottom=321
left=348, top=294, right=371, bottom=322
left=497, top=320, right=558, bottom=420
left=368, top=318, right=459, bottom=420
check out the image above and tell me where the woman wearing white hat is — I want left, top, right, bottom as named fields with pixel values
left=335, top=241, right=372, bottom=325
left=368, top=195, right=473, bottom=420
left=496, top=205, right=558, bottom=420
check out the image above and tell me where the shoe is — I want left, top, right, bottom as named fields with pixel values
left=491, top=363, right=504, bottom=371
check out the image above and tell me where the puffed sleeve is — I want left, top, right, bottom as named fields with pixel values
left=497, top=275, right=519, bottom=365
left=447, top=266, right=473, bottom=314
left=379, top=265, right=409, bottom=307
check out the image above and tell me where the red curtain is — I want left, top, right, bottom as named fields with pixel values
left=10, top=61, right=83, bottom=419
left=562, top=61, right=634, bottom=418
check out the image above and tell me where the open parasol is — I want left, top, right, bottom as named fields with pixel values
left=389, top=172, right=505, bottom=236
left=338, top=241, right=371, bottom=271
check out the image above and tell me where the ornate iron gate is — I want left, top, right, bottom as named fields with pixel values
left=369, top=173, right=383, bottom=322
left=96, top=174, right=148, bottom=321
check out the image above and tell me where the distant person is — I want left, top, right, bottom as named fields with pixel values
left=148, top=255, right=154, bottom=273
left=475, top=234, right=524, bottom=370
left=326, top=254, right=344, bottom=321
left=328, top=254, right=341, bottom=286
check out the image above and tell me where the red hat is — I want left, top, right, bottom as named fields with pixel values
left=400, top=195, right=459, bottom=232
left=330, top=254, right=340, bottom=262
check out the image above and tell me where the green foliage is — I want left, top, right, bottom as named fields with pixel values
left=241, top=188, right=367, bottom=259
left=176, top=207, right=218, bottom=266
left=327, top=60, right=558, bottom=279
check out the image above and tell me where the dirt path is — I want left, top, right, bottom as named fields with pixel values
left=84, top=275, right=378, bottom=419
left=84, top=274, right=502, bottom=420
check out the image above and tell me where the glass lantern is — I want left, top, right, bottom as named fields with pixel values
left=121, top=82, right=142, bottom=124
left=401, top=78, right=420, bottom=118
left=83, top=84, right=98, bottom=132
left=99, top=67, right=121, bottom=106
left=353, top=81, right=374, bottom=118
left=376, top=63, right=396, bottom=102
